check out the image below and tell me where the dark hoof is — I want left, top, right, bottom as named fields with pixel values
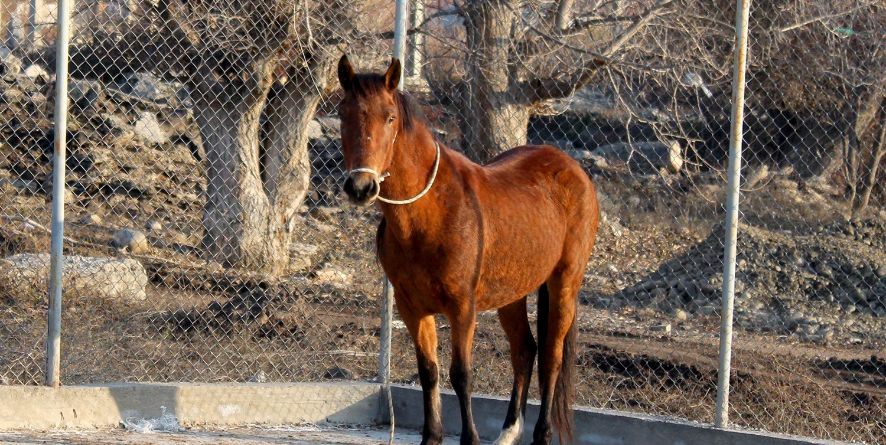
left=459, top=432, right=481, bottom=445
left=420, top=434, right=444, bottom=445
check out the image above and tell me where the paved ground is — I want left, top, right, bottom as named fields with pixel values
left=0, top=426, right=461, bottom=445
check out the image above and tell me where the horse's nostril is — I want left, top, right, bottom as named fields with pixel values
left=344, top=176, right=357, bottom=196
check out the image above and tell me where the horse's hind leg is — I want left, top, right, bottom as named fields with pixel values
left=533, top=265, right=582, bottom=445
left=402, top=310, right=443, bottom=445
left=494, top=297, right=537, bottom=445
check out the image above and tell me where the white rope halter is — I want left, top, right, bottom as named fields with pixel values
left=348, top=140, right=441, bottom=205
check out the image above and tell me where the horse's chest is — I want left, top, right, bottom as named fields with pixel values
left=379, top=233, right=477, bottom=305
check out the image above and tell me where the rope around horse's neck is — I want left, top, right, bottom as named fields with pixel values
left=350, top=139, right=441, bottom=206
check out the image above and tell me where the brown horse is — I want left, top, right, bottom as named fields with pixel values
left=337, top=55, right=600, bottom=445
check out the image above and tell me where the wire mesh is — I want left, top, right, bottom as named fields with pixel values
left=1, top=0, right=394, bottom=386
left=386, top=1, right=884, bottom=443
left=0, top=0, right=883, bottom=443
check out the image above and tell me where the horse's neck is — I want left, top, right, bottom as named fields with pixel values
left=379, top=127, right=453, bottom=242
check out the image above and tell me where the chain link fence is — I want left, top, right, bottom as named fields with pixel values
left=0, top=0, right=883, bottom=444
left=1, top=0, right=395, bottom=386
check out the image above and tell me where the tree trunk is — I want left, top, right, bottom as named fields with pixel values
left=460, top=0, right=530, bottom=163
left=855, top=117, right=885, bottom=215
left=193, top=54, right=334, bottom=275
left=849, top=87, right=883, bottom=219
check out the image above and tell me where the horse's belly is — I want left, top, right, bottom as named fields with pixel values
left=475, top=221, right=565, bottom=311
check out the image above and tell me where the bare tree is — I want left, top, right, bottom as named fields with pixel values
left=55, top=0, right=367, bottom=274
left=751, top=0, right=885, bottom=216
left=428, top=0, right=884, bottom=214
left=451, top=0, right=671, bottom=162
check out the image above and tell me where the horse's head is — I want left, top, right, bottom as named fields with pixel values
left=337, top=55, right=402, bottom=205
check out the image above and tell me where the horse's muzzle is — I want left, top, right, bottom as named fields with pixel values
left=344, top=172, right=380, bottom=205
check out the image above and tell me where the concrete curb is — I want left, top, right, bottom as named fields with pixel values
left=386, top=385, right=851, bottom=445
left=0, top=382, right=379, bottom=429
left=0, top=382, right=852, bottom=444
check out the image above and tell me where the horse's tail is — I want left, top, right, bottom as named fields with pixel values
left=537, top=283, right=576, bottom=444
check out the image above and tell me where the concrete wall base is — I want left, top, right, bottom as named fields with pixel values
left=386, top=385, right=849, bottom=445
left=0, top=382, right=379, bottom=429
left=0, top=383, right=850, bottom=445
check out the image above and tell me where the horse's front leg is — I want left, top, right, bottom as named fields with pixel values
left=447, top=305, right=480, bottom=445
left=403, top=312, right=444, bottom=445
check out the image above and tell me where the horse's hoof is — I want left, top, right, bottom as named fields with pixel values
left=459, top=432, right=481, bottom=445
left=420, top=434, right=444, bottom=445
left=493, top=415, right=524, bottom=445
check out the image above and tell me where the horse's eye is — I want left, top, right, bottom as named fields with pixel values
left=387, top=115, right=395, bottom=124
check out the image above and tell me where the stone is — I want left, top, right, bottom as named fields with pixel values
left=133, top=112, right=169, bottom=145
left=323, top=366, right=354, bottom=380
left=23, top=64, right=49, bottom=82
left=114, top=72, right=179, bottom=102
left=592, top=140, right=683, bottom=174
left=305, top=119, right=324, bottom=140
left=1, top=87, right=24, bottom=104
left=2, top=253, right=148, bottom=301
left=309, top=206, right=341, bottom=223
left=248, top=370, right=268, bottom=383
left=313, top=265, right=351, bottom=286
left=145, top=219, right=163, bottom=231
left=674, top=309, right=689, bottom=322
left=0, top=51, right=22, bottom=78
left=289, top=242, right=319, bottom=272
left=315, top=116, right=341, bottom=138
left=744, top=164, right=769, bottom=188
left=68, top=79, right=102, bottom=108
left=79, top=213, right=102, bottom=225
left=697, top=305, right=718, bottom=316
left=649, top=323, right=672, bottom=334
left=112, top=228, right=149, bottom=254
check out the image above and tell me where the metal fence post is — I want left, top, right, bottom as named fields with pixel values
left=377, top=0, right=409, bottom=438
left=392, top=0, right=408, bottom=89
left=715, top=0, right=752, bottom=428
left=407, top=0, right=424, bottom=80
left=44, top=0, right=72, bottom=388
left=27, top=0, right=38, bottom=48
left=378, top=278, right=394, bottom=384
left=380, top=0, right=408, bottom=385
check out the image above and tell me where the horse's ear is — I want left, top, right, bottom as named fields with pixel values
left=384, top=58, right=402, bottom=91
left=338, top=54, right=356, bottom=92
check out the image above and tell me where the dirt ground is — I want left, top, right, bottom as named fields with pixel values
left=1, top=172, right=884, bottom=444
left=1, top=70, right=884, bottom=444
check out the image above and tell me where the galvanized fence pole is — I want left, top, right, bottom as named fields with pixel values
left=407, top=0, right=424, bottom=80
left=378, top=0, right=409, bottom=438
left=45, top=0, right=72, bottom=388
left=380, top=0, right=408, bottom=387
left=27, top=0, right=38, bottom=48
left=392, top=0, right=408, bottom=89
left=715, top=0, right=752, bottom=428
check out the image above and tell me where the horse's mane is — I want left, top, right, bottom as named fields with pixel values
left=350, top=74, right=429, bottom=132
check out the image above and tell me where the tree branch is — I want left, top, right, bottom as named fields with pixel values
left=556, top=0, right=576, bottom=33
left=777, top=1, right=878, bottom=33
left=519, top=0, right=673, bottom=103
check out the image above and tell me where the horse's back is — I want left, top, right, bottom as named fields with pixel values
left=483, top=144, right=597, bottom=219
